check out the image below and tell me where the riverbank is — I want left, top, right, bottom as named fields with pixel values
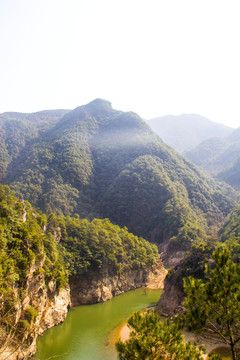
left=182, top=330, right=227, bottom=359
left=117, top=320, right=227, bottom=359
left=33, top=288, right=163, bottom=360
left=109, top=267, right=167, bottom=348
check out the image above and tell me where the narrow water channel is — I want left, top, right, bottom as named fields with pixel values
left=32, top=288, right=162, bottom=360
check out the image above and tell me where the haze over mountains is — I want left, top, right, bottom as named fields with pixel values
left=1, top=98, right=240, bottom=359
left=185, top=127, right=240, bottom=190
left=0, top=99, right=236, bottom=260
left=146, top=114, right=233, bottom=153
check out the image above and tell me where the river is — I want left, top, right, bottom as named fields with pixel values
left=32, top=288, right=162, bottom=360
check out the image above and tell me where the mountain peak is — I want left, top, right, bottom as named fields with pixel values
left=85, top=98, right=112, bottom=112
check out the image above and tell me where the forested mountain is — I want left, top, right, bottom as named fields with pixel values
left=1, top=99, right=236, bottom=257
left=1, top=100, right=240, bottom=360
left=146, top=114, right=233, bottom=153
left=185, top=127, right=240, bottom=189
left=0, top=109, right=70, bottom=181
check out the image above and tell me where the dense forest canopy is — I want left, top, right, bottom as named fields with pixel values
left=0, top=99, right=240, bottom=360
left=0, top=99, right=237, bottom=256
left=0, top=110, right=69, bottom=181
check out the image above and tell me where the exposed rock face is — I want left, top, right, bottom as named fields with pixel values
left=1, top=262, right=166, bottom=360
left=159, top=237, right=187, bottom=268
left=0, top=267, right=71, bottom=360
left=157, top=262, right=185, bottom=316
left=70, top=261, right=166, bottom=306
left=145, top=262, right=168, bottom=290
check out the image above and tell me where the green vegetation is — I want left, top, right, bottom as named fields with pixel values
left=1, top=100, right=236, bottom=253
left=116, top=311, right=205, bottom=359
left=184, top=248, right=240, bottom=360
left=0, top=184, right=159, bottom=355
left=0, top=110, right=69, bottom=181
left=218, top=206, right=240, bottom=262
left=117, top=246, right=240, bottom=360
left=0, top=185, right=67, bottom=346
left=220, top=206, right=240, bottom=243
left=57, top=216, right=158, bottom=277
left=185, top=137, right=229, bottom=171
left=219, top=158, right=240, bottom=191
left=1, top=100, right=240, bottom=359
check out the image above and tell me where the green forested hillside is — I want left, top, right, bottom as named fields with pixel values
left=56, top=216, right=158, bottom=277
left=158, top=203, right=240, bottom=318
left=0, top=110, right=69, bottom=181
left=1, top=99, right=237, bottom=253
left=0, top=184, right=67, bottom=348
left=219, top=206, right=240, bottom=244
left=0, top=184, right=158, bottom=351
left=218, top=158, right=240, bottom=190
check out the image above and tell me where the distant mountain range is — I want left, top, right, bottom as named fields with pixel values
left=185, top=127, right=240, bottom=190
left=0, top=99, right=236, bottom=258
left=146, top=114, right=233, bottom=153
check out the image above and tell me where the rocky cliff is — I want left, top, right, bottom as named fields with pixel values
left=0, top=184, right=166, bottom=360
left=157, top=263, right=185, bottom=316
left=0, top=261, right=166, bottom=360
left=157, top=243, right=212, bottom=316
left=0, top=268, right=70, bottom=360
left=70, top=261, right=167, bottom=306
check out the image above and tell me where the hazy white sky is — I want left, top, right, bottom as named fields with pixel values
left=0, top=0, right=239, bottom=128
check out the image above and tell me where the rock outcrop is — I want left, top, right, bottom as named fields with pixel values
left=0, top=268, right=71, bottom=360
left=70, top=261, right=166, bottom=306
left=1, top=260, right=166, bottom=360
left=157, top=261, right=185, bottom=316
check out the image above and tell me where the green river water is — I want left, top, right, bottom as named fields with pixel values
left=32, top=288, right=162, bottom=360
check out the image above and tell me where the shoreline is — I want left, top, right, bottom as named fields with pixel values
left=107, top=267, right=228, bottom=359
left=116, top=316, right=227, bottom=359
left=107, top=268, right=167, bottom=349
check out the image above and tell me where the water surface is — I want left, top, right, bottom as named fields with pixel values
left=33, top=288, right=162, bottom=360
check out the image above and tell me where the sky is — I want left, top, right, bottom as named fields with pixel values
left=0, top=0, right=240, bottom=128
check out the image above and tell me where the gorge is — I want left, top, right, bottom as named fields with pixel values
left=0, top=99, right=239, bottom=359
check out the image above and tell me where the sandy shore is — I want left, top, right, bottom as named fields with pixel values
left=113, top=268, right=227, bottom=358
left=182, top=329, right=227, bottom=359
left=113, top=267, right=167, bottom=346
left=119, top=321, right=131, bottom=342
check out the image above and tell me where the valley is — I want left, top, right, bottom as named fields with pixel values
left=0, top=99, right=240, bottom=359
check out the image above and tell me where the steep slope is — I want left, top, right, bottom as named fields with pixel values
left=219, top=205, right=240, bottom=245
left=0, top=184, right=161, bottom=360
left=185, top=127, right=240, bottom=189
left=146, top=114, right=233, bottom=153
left=158, top=204, right=240, bottom=316
left=0, top=109, right=70, bottom=181
left=3, top=100, right=236, bottom=259
left=0, top=185, right=70, bottom=360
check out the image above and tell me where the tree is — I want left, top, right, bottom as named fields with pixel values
left=184, top=247, right=240, bottom=360
left=116, top=310, right=205, bottom=359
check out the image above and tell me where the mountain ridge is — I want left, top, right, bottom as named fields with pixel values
left=1, top=99, right=236, bottom=261
left=146, top=114, right=234, bottom=153
left=185, top=126, right=240, bottom=189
